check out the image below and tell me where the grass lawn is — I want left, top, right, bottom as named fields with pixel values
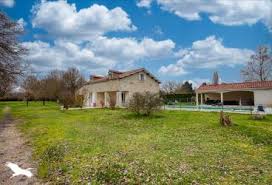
left=1, top=101, right=272, bottom=184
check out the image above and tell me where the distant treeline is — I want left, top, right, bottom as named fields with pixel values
left=1, top=68, right=86, bottom=109
left=160, top=81, right=196, bottom=103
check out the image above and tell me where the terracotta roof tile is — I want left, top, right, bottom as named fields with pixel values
left=197, top=81, right=272, bottom=92
left=87, top=68, right=160, bottom=84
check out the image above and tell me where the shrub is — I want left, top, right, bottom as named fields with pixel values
left=251, top=113, right=266, bottom=120
left=128, top=92, right=162, bottom=116
left=59, top=91, right=74, bottom=109
left=74, top=95, right=84, bottom=108
left=128, top=93, right=144, bottom=115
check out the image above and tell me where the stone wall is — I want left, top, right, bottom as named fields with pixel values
left=254, top=89, right=272, bottom=107
left=78, top=71, right=160, bottom=107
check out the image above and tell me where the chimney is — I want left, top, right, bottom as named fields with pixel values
left=108, top=70, right=123, bottom=79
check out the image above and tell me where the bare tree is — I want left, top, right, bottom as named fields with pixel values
left=175, top=81, right=194, bottom=94
left=22, top=75, right=38, bottom=97
left=22, top=74, right=59, bottom=105
left=38, top=79, right=49, bottom=105
left=22, top=75, right=39, bottom=106
left=0, top=12, right=27, bottom=97
left=241, top=46, right=272, bottom=81
left=59, top=91, right=74, bottom=109
left=44, top=70, right=63, bottom=101
left=59, top=68, right=86, bottom=108
left=19, top=67, right=86, bottom=107
left=161, top=81, right=177, bottom=95
left=212, top=71, right=219, bottom=85
left=62, top=68, right=86, bottom=95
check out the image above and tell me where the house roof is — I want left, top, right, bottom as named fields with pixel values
left=90, top=75, right=104, bottom=80
left=197, top=81, right=272, bottom=93
left=91, top=75, right=104, bottom=78
left=87, top=68, right=161, bottom=84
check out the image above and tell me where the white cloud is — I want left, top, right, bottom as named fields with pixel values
left=23, top=37, right=175, bottom=75
left=0, top=0, right=15, bottom=7
left=32, top=0, right=136, bottom=41
left=153, top=26, right=163, bottom=36
left=12, top=86, right=25, bottom=93
left=159, top=36, right=254, bottom=76
left=91, top=36, right=175, bottom=64
left=159, top=64, right=187, bottom=76
left=138, top=0, right=272, bottom=31
left=136, top=0, right=153, bottom=8
left=25, top=0, right=176, bottom=76
left=17, top=18, right=26, bottom=31
left=22, top=40, right=115, bottom=74
left=185, top=79, right=210, bottom=89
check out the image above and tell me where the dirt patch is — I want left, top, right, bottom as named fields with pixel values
left=0, top=109, right=42, bottom=185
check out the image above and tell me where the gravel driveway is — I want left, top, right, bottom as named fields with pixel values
left=0, top=108, right=41, bottom=185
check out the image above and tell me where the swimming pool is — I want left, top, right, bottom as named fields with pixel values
left=164, top=105, right=254, bottom=114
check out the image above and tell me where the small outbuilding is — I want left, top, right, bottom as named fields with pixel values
left=196, top=81, right=272, bottom=107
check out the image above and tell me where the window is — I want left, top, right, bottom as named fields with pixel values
left=121, top=92, right=126, bottom=103
left=139, top=73, right=145, bottom=81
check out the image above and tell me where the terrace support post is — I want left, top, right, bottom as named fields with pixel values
left=116, top=91, right=122, bottom=107
left=92, top=92, right=97, bottom=107
left=200, top=93, right=203, bottom=105
left=104, top=92, right=109, bottom=107
left=220, top=92, right=224, bottom=106
left=88, top=93, right=92, bottom=107
left=196, top=93, right=199, bottom=108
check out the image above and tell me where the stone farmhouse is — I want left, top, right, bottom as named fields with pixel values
left=78, top=68, right=160, bottom=108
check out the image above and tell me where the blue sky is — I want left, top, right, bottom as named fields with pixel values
left=1, top=0, right=271, bottom=86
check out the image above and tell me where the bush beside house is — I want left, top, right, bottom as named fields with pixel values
left=128, top=92, right=162, bottom=116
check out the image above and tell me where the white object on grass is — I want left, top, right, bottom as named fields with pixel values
left=5, top=162, right=33, bottom=178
